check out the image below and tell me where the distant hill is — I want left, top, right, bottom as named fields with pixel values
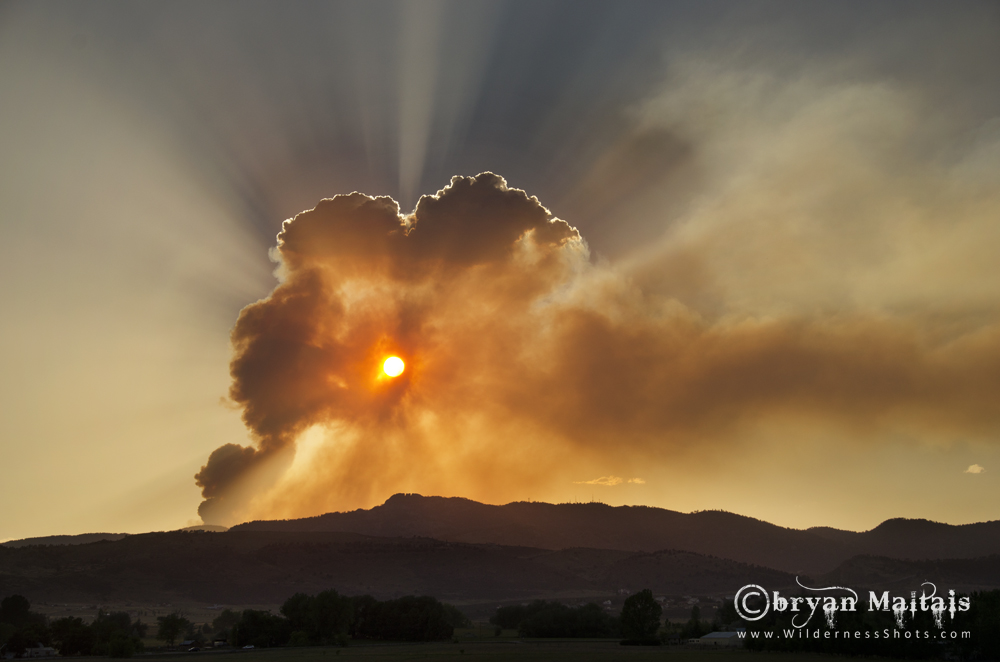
left=4, top=495, right=999, bottom=611
left=1, top=525, right=227, bottom=548
left=2, top=528, right=997, bottom=611
left=1, top=533, right=129, bottom=548
left=0, top=529, right=795, bottom=606
left=232, top=494, right=1000, bottom=574
left=177, top=524, right=229, bottom=533
left=820, top=554, right=1000, bottom=594
left=3, top=522, right=999, bottom=612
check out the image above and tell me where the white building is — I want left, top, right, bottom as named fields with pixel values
left=690, top=630, right=745, bottom=647
left=24, top=645, right=59, bottom=658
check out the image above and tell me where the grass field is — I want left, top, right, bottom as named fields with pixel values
left=143, top=644, right=835, bottom=662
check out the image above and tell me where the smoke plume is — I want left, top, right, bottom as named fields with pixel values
left=196, top=172, right=1000, bottom=525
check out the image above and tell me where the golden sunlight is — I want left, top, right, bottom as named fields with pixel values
left=382, top=356, right=405, bottom=377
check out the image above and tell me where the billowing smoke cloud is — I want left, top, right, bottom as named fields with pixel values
left=197, top=168, right=1000, bottom=525
left=196, top=173, right=581, bottom=522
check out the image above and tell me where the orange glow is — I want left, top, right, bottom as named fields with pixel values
left=382, top=356, right=405, bottom=377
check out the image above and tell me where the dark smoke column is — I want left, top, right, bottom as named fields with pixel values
left=194, top=173, right=580, bottom=524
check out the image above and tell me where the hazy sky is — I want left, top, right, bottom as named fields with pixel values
left=2, top=1, right=998, bottom=541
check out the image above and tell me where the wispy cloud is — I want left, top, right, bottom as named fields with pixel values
left=965, top=464, right=986, bottom=474
left=571, top=476, right=646, bottom=486
left=574, top=476, right=623, bottom=486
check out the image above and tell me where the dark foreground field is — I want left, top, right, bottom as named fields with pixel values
left=147, top=644, right=816, bottom=662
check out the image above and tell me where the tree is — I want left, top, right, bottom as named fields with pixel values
left=490, top=600, right=552, bottom=630
left=50, top=617, right=95, bottom=656
left=0, top=595, right=50, bottom=656
left=517, top=602, right=618, bottom=638
left=280, top=594, right=313, bottom=635
left=0, top=623, right=17, bottom=650
left=213, top=609, right=240, bottom=632
left=620, top=589, right=662, bottom=642
left=681, top=603, right=708, bottom=639
left=312, top=590, right=352, bottom=643
left=156, top=613, right=191, bottom=647
left=231, top=610, right=290, bottom=648
left=107, top=634, right=136, bottom=658
left=0, top=595, right=31, bottom=627
left=715, top=599, right=737, bottom=627
left=90, top=611, right=145, bottom=657
left=442, top=604, right=472, bottom=629
left=211, top=609, right=240, bottom=641
left=348, top=595, right=454, bottom=642
left=279, top=590, right=352, bottom=645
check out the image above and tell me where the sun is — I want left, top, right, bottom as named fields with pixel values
left=382, top=356, right=405, bottom=377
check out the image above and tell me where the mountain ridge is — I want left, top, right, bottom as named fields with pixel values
left=0, top=533, right=130, bottom=548
left=232, top=493, right=1000, bottom=574
left=0, top=529, right=797, bottom=606
left=2, top=529, right=998, bottom=614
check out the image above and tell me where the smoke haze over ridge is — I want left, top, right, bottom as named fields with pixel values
left=2, top=1, right=1000, bottom=539
left=197, top=168, right=1000, bottom=525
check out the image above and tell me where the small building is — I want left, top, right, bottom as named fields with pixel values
left=24, top=645, right=59, bottom=658
left=691, top=630, right=745, bottom=647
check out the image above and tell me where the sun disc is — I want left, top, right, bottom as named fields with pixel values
left=383, top=356, right=405, bottom=377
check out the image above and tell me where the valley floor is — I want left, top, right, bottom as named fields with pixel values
left=143, top=643, right=828, bottom=662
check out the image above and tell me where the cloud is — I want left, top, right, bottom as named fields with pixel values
left=965, top=464, right=986, bottom=474
left=196, top=173, right=584, bottom=523
left=196, top=167, right=1000, bottom=526
left=573, top=476, right=624, bottom=486
left=626, top=59, right=1000, bottom=321
left=568, top=476, right=643, bottom=487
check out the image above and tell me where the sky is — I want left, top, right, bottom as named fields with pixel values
left=1, top=0, right=999, bottom=541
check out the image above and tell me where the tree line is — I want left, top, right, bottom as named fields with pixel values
left=490, top=600, right=620, bottom=638
left=2, top=589, right=670, bottom=656
left=0, top=595, right=146, bottom=658
left=489, top=589, right=665, bottom=643
left=26, top=586, right=995, bottom=657
left=230, top=590, right=470, bottom=647
left=0, top=590, right=470, bottom=657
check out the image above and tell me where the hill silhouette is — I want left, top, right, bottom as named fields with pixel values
left=233, top=494, right=1000, bottom=574
left=4, top=495, right=1000, bottom=609
left=2, top=529, right=997, bottom=610
left=0, top=529, right=795, bottom=606
left=1, top=525, right=228, bottom=548
left=820, top=553, right=1000, bottom=594
left=1, top=533, right=129, bottom=548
